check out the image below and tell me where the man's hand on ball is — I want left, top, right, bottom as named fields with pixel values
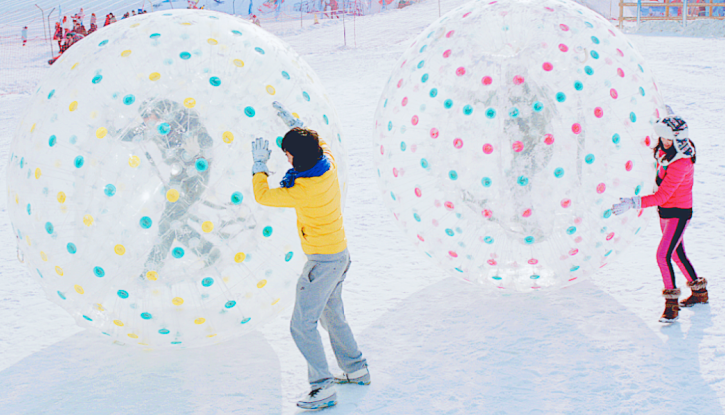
left=612, top=197, right=641, bottom=216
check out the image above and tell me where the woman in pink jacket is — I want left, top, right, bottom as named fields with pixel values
left=613, top=115, right=706, bottom=323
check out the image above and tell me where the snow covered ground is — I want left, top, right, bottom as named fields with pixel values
left=2, top=0, right=725, bottom=414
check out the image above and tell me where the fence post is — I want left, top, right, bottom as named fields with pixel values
left=619, top=0, right=624, bottom=29
left=637, top=0, right=641, bottom=25
left=683, top=0, right=688, bottom=25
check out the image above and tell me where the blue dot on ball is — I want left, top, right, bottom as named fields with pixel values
left=94, top=266, right=105, bottom=277
left=231, top=192, right=243, bottom=205
left=49, top=135, right=57, bottom=147
left=45, top=222, right=54, bottom=234
left=585, top=154, right=595, bottom=164
left=263, top=226, right=273, bottom=237
left=209, top=76, right=221, bottom=87
left=225, top=301, right=236, bottom=308
left=92, top=75, right=103, bottom=84
left=245, top=107, right=255, bottom=117
left=195, top=158, right=208, bottom=171
left=302, top=91, right=310, bottom=101
left=180, top=51, right=191, bottom=60
left=140, top=216, right=153, bottom=229
left=254, top=47, right=265, bottom=54
left=123, top=95, right=136, bottom=105
left=241, top=317, right=251, bottom=324
left=281, top=71, right=290, bottom=79
left=202, top=277, right=214, bottom=287
left=172, top=247, right=185, bottom=258
left=104, top=184, right=116, bottom=197
left=158, top=123, right=171, bottom=135
left=285, top=252, right=294, bottom=262
left=159, top=329, right=170, bottom=335
left=141, top=312, right=152, bottom=320
left=118, top=290, right=129, bottom=299
left=421, top=73, right=429, bottom=83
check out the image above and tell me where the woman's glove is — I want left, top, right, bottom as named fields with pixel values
left=252, top=137, right=271, bottom=175
left=612, top=196, right=641, bottom=215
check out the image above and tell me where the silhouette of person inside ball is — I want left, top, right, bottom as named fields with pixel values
left=121, top=99, right=221, bottom=276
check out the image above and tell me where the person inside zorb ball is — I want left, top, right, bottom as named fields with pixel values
left=374, top=0, right=667, bottom=291
left=6, top=10, right=348, bottom=348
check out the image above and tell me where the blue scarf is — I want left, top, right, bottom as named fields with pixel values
left=280, top=156, right=331, bottom=188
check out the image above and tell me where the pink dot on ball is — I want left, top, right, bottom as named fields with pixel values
left=411, top=115, right=419, bottom=125
left=449, top=251, right=458, bottom=258
left=456, top=67, right=466, bottom=76
left=617, top=48, right=624, bottom=57
left=617, top=68, right=625, bottom=77
left=545, top=6, right=554, bottom=11
left=644, top=136, right=651, bottom=146
left=528, top=258, right=538, bottom=265
left=432, top=218, right=439, bottom=225
left=574, top=217, right=582, bottom=225
left=512, top=141, right=524, bottom=152
left=430, top=128, right=439, bottom=139
left=572, top=123, right=582, bottom=134
left=402, top=97, right=408, bottom=106
left=444, top=201, right=454, bottom=210
left=625, top=160, right=633, bottom=171
left=606, top=232, right=615, bottom=241
left=483, top=143, right=494, bottom=154
left=417, top=234, right=425, bottom=242
left=397, top=79, right=403, bottom=88
left=560, top=23, right=569, bottom=31
left=463, top=12, right=471, bottom=17
left=596, top=183, right=606, bottom=194
left=380, top=145, right=384, bottom=155
left=443, top=49, right=452, bottom=58
left=574, top=236, right=583, bottom=243
left=393, top=168, right=398, bottom=177
left=609, top=29, right=616, bottom=36
left=522, top=209, right=532, bottom=218
left=446, top=30, right=455, bottom=38
left=453, top=138, right=463, bottom=149
left=542, top=62, right=553, bottom=71
left=415, top=188, right=422, bottom=197
left=400, top=60, right=407, bottom=68
left=482, top=76, right=493, bottom=85
left=561, top=199, right=571, bottom=208
left=610, top=89, right=618, bottom=99
left=569, top=249, right=579, bottom=256
left=513, top=75, right=525, bottom=85
left=544, top=134, right=555, bottom=145
left=487, top=259, right=497, bottom=265
left=594, top=107, right=603, bottom=118
left=482, top=209, right=492, bottom=218
left=434, top=200, right=441, bottom=208
left=559, top=43, right=568, bottom=52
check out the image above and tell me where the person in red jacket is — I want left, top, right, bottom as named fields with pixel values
left=613, top=115, right=706, bottom=323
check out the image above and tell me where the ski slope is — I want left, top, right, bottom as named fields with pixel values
left=1, top=0, right=725, bottom=413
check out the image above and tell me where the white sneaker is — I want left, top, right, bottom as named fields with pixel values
left=334, top=367, right=371, bottom=385
left=296, top=385, right=337, bottom=411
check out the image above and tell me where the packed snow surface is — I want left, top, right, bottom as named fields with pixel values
left=1, top=0, right=725, bottom=413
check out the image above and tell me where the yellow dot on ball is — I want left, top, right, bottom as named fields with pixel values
left=40, top=251, right=48, bottom=261
left=74, top=285, right=84, bottom=294
left=57, top=192, right=66, bottom=203
left=83, top=214, right=94, bottom=226
left=90, top=111, right=98, bottom=119
left=25, top=235, right=31, bottom=246
left=114, top=320, right=124, bottom=327
left=256, top=280, right=267, bottom=289
left=202, top=221, right=214, bottom=233
left=14, top=194, right=18, bottom=204
left=130, top=23, right=140, bottom=28
left=181, top=22, right=192, bottom=26
left=222, top=131, right=234, bottom=143
left=96, top=127, right=107, bottom=139
left=207, top=38, right=218, bottom=45
left=166, top=189, right=180, bottom=202
left=292, top=112, right=300, bottom=119
left=194, top=318, right=206, bottom=325
left=129, top=155, right=140, bottom=167
left=121, top=50, right=132, bottom=57
left=146, top=271, right=158, bottom=281
left=69, top=101, right=78, bottom=111
left=30, top=123, right=36, bottom=132
left=55, top=266, right=63, bottom=276
left=266, top=85, right=276, bottom=95
left=172, top=297, right=184, bottom=306
left=271, top=298, right=280, bottom=305
left=114, top=245, right=126, bottom=255
left=234, top=252, right=246, bottom=263
left=128, top=333, right=139, bottom=339
left=149, top=72, right=161, bottom=81
left=71, top=62, right=79, bottom=70
left=233, top=59, right=244, bottom=67
left=183, top=98, right=196, bottom=108
left=207, top=334, right=217, bottom=338
left=94, top=303, right=105, bottom=311
left=34, top=168, right=41, bottom=179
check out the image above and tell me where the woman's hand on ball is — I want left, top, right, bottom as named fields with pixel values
left=252, top=137, right=271, bottom=163
left=612, top=197, right=641, bottom=215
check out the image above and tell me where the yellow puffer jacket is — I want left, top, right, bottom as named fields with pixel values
left=253, top=141, right=346, bottom=255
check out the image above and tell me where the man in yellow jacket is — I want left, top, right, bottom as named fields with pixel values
left=252, top=126, right=369, bottom=411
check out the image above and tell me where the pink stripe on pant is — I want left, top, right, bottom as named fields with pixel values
left=657, top=217, right=698, bottom=290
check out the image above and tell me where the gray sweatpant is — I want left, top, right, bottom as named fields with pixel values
left=290, top=248, right=367, bottom=387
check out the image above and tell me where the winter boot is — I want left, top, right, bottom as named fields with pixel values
left=659, top=288, right=681, bottom=323
left=680, top=278, right=708, bottom=307
left=296, top=385, right=337, bottom=411
left=334, top=367, right=371, bottom=385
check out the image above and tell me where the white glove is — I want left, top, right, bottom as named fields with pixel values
left=272, top=101, right=304, bottom=128
left=251, top=137, right=271, bottom=175
left=612, top=197, right=641, bottom=216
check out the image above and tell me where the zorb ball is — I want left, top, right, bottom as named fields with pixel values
left=373, top=0, right=664, bottom=291
left=6, top=10, right=347, bottom=347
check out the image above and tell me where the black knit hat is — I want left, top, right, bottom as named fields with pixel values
left=281, top=127, right=323, bottom=172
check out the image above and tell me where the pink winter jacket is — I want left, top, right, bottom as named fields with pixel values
left=641, top=156, right=694, bottom=209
